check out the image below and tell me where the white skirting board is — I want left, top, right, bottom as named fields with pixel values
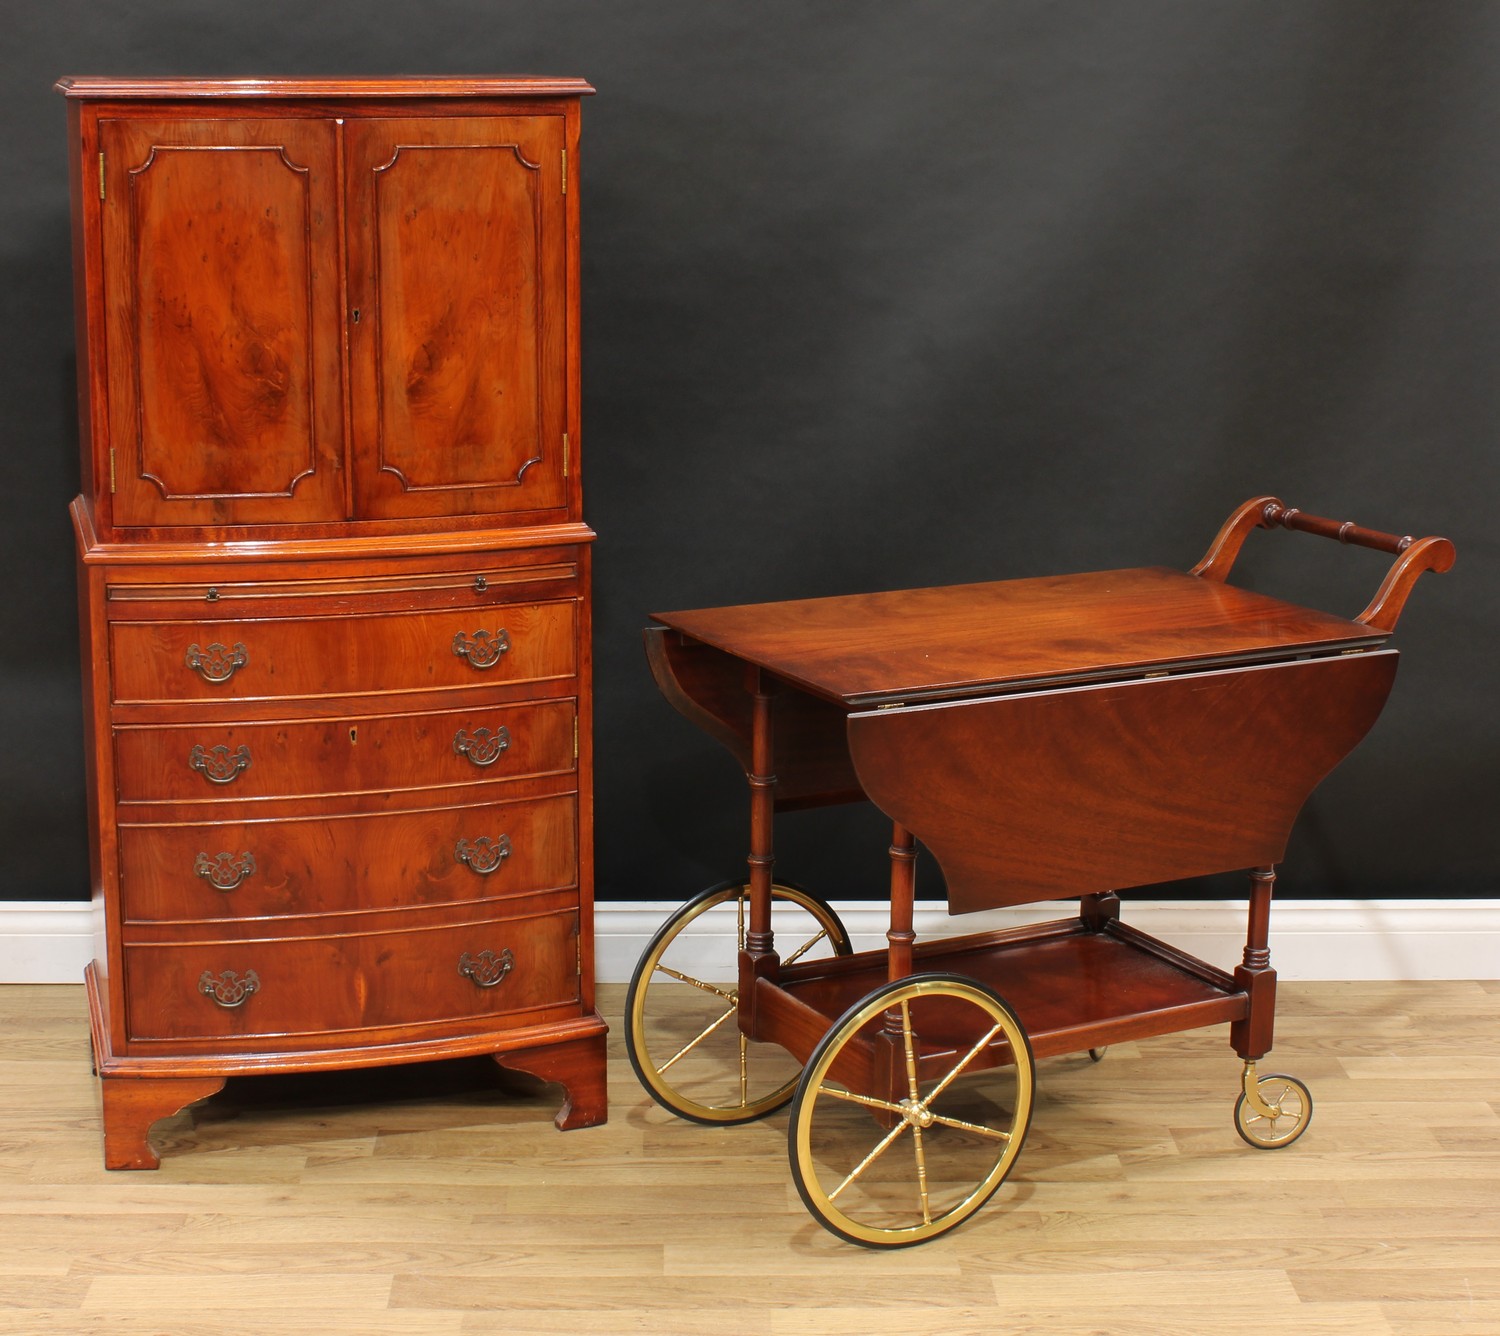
left=4, top=898, right=1496, bottom=985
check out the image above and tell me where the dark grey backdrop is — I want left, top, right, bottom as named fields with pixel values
left=3, top=1, right=1494, bottom=906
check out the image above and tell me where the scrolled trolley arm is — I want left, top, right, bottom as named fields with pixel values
left=1191, top=496, right=1455, bottom=631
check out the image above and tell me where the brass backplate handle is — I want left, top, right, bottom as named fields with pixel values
left=188, top=743, right=252, bottom=785
left=453, top=725, right=511, bottom=767
left=453, top=629, right=511, bottom=669
left=458, top=948, right=514, bottom=988
left=184, top=641, right=248, bottom=683
left=198, top=968, right=260, bottom=1009
left=455, top=834, right=512, bottom=874
left=194, top=851, right=256, bottom=891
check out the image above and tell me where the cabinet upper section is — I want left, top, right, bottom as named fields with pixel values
left=61, top=78, right=590, bottom=542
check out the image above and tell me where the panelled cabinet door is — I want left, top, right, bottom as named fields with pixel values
left=99, top=119, right=346, bottom=527
left=344, top=117, right=569, bottom=521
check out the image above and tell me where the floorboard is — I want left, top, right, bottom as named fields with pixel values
left=0, top=980, right=1496, bottom=1334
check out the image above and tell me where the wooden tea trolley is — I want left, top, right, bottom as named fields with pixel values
left=626, top=497, right=1453, bottom=1246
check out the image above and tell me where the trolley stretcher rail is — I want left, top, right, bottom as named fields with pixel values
left=627, top=497, right=1453, bottom=1247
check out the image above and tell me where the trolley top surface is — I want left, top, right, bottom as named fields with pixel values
left=650, top=565, right=1387, bottom=707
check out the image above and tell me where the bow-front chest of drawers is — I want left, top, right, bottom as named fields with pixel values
left=60, top=76, right=604, bottom=1167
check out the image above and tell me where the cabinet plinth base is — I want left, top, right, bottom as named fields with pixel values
left=493, top=1031, right=609, bottom=1130
left=98, top=1073, right=228, bottom=1170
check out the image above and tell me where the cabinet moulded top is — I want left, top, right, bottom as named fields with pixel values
left=54, top=75, right=595, bottom=100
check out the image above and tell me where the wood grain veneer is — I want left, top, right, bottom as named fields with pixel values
left=117, top=789, right=579, bottom=922
left=652, top=565, right=1387, bottom=707
left=847, top=652, right=1399, bottom=912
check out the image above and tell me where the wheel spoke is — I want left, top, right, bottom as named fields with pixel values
left=900, top=1000, right=921, bottom=1103
left=652, top=964, right=736, bottom=1002
left=899, top=998, right=932, bottom=1223
left=926, top=1110, right=1013, bottom=1142
left=828, top=1120, right=912, bottom=1203
left=920, top=1022, right=1006, bottom=1110
left=782, top=927, right=830, bottom=967
left=816, top=1084, right=906, bottom=1117
left=911, top=1124, right=932, bottom=1226
left=657, top=1002, right=739, bottom=1074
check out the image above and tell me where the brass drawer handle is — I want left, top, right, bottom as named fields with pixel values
left=188, top=743, right=252, bottom=785
left=194, top=851, right=256, bottom=891
left=455, top=834, right=512, bottom=875
left=458, top=948, right=514, bottom=988
left=198, top=968, right=260, bottom=1009
left=453, top=725, right=511, bottom=767
left=184, top=641, right=248, bottom=683
left=453, top=629, right=510, bottom=669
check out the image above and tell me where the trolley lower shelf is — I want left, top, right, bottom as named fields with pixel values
left=762, top=915, right=1249, bottom=1065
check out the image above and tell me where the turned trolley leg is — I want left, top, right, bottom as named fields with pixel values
left=1231, top=865, right=1278, bottom=1061
left=870, top=824, right=919, bottom=1112
left=738, top=669, right=780, bottom=1037
left=1078, top=893, right=1119, bottom=1059
left=885, top=823, right=917, bottom=985
left=1230, top=865, right=1313, bottom=1148
left=623, top=659, right=855, bottom=1126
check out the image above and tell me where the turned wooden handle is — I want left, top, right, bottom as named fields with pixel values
left=1191, top=496, right=1455, bottom=632
left=1271, top=504, right=1411, bottom=552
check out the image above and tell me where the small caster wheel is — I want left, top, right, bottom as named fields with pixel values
left=625, top=880, right=851, bottom=1124
left=1088, top=1047, right=1107, bottom=1063
left=1234, top=1070, right=1312, bottom=1149
left=788, top=972, right=1035, bottom=1248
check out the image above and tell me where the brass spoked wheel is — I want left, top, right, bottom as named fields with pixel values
left=1234, top=1068, right=1313, bottom=1149
left=625, top=880, right=851, bottom=1125
left=788, top=973, right=1035, bottom=1248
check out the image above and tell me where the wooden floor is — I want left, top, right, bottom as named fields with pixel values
left=1, top=980, right=1497, bottom=1334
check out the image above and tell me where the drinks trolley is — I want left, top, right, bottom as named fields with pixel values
left=624, top=497, right=1453, bottom=1246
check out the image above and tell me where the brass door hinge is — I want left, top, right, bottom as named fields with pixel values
left=562, top=432, right=570, bottom=478
left=109, top=447, right=117, bottom=493
left=561, top=148, right=567, bottom=195
left=573, top=713, right=579, bottom=761
left=98, top=152, right=105, bottom=201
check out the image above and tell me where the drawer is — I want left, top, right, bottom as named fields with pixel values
left=118, top=792, right=577, bottom=922
left=122, top=908, right=581, bottom=1044
left=114, top=698, right=575, bottom=804
left=109, top=598, right=577, bottom=704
